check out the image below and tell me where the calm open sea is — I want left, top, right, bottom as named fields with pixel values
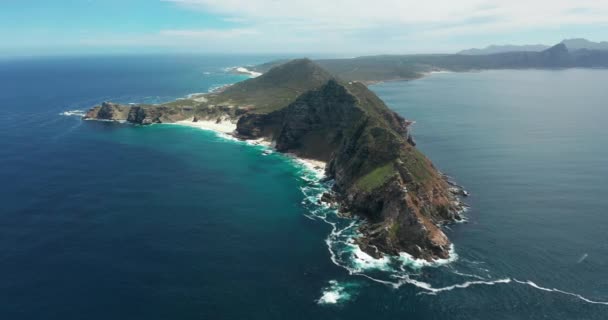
left=1, top=56, right=607, bottom=319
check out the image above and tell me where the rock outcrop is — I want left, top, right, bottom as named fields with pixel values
left=84, top=102, right=130, bottom=121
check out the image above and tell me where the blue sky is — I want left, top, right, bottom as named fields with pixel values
left=2, top=0, right=608, bottom=56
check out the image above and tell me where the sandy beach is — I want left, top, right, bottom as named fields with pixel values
left=175, top=117, right=237, bottom=134
left=175, top=117, right=327, bottom=173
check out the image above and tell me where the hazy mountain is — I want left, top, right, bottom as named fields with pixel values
left=458, top=38, right=608, bottom=55
left=561, top=38, right=608, bottom=50
left=252, top=42, right=608, bottom=83
left=458, top=44, right=550, bottom=55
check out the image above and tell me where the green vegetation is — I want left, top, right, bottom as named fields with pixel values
left=217, top=58, right=334, bottom=113
left=400, top=147, right=435, bottom=183
left=388, top=221, right=400, bottom=241
left=161, top=99, right=200, bottom=108
left=355, top=162, right=396, bottom=192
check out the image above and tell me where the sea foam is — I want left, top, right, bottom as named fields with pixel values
left=317, top=280, right=351, bottom=305
left=225, top=66, right=262, bottom=78
left=60, top=109, right=86, bottom=117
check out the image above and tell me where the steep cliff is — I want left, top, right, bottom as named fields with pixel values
left=84, top=58, right=463, bottom=261
left=236, top=78, right=461, bottom=260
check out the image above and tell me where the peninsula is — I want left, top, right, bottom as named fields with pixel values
left=84, top=59, right=466, bottom=261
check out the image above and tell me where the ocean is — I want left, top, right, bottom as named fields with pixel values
left=1, top=56, right=607, bottom=319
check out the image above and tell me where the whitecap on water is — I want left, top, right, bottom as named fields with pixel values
left=59, top=109, right=86, bottom=117
left=225, top=66, right=262, bottom=78
left=397, top=244, right=458, bottom=270
left=317, top=280, right=357, bottom=305
left=350, top=245, right=392, bottom=272
left=512, top=279, right=608, bottom=306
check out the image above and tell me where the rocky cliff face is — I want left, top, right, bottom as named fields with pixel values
left=84, top=101, right=242, bottom=125
left=84, top=59, right=464, bottom=261
left=84, top=102, right=130, bottom=121
left=236, top=79, right=462, bottom=260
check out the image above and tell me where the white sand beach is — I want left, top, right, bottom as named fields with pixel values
left=175, top=118, right=237, bottom=134
left=175, top=117, right=327, bottom=173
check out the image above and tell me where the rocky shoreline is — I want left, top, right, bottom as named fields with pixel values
left=82, top=59, right=468, bottom=262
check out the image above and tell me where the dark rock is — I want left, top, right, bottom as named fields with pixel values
left=97, top=102, right=116, bottom=119
left=320, top=192, right=335, bottom=204
left=127, top=106, right=162, bottom=124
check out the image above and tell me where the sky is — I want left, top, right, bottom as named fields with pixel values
left=2, top=0, right=608, bottom=56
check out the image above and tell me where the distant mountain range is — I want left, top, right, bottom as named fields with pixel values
left=251, top=40, right=608, bottom=83
left=458, top=38, right=608, bottom=55
left=561, top=38, right=608, bottom=50
left=458, top=44, right=550, bottom=55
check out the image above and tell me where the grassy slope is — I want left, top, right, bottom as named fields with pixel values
left=356, top=162, right=396, bottom=192
left=340, top=80, right=445, bottom=195
left=216, top=59, right=334, bottom=113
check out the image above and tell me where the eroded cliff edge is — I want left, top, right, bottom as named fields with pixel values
left=84, top=59, right=465, bottom=261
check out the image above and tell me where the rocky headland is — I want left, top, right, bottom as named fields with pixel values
left=84, top=59, right=466, bottom=261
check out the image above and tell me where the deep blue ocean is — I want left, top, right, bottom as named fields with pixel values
left=1, top=56, right=607, bottom=319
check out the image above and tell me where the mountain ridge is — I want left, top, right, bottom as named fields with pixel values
left=458, top=38, right=608, bottom=55
left=249, top=40, right=608, bottom=83
left=458, top=44, right=550, bottom=55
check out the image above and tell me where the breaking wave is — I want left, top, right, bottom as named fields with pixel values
left=317, top=280, right=353, bottom=305
left=59, top=109, right=86, bottom=117
left=512, top=279, right=608, bottom=306
left=294, top=159, right=608, bottom=307
left=294, top=161, right=462, bottom=287
left=225, top=66, right=262, bottom=78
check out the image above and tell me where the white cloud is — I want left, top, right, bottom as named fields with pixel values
left=165, top=0, right=608, bottom=29
left=73, top=1, right=608, bottom=54
left=158, top=0, right=608, bottom=53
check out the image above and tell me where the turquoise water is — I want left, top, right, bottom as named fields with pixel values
left=1, top=57, right=607, bottom=319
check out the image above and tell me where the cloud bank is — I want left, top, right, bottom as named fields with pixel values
left=154, top=0, right=608, bottom=53
left=65, top=0, right=608, bottom=55
left=166, top=0, right=608, bottom=28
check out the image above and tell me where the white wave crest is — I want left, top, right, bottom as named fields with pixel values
left=351, top=246, right=392, bottom=272
left=60, top=110, right=86, bottom=117
left=317, top=280, right=352, bottom=305
left=577, top=253, right=588, bottom=264
left=513, top=279, right=608, bottom=306
left=418, top=278, right=512, bottom=295
left=398, top=244, right=458, bottom=269
left=408, top=276, right=608, bottom=307
left=226, top=66, right=262, bottom=78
